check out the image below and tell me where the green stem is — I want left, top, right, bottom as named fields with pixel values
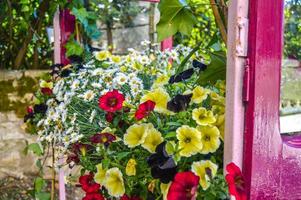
left=175, top=41, right=203, bottom=75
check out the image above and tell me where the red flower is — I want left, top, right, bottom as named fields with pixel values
left=135, top=100, right=156, bottom=120
left=121, top=194, right=142, bottom=200
left=27, top=106, right=33, bottom=114
left=41, top=87, right=53, bottom=95
left=79, top=174, right=100, bottom=193
left=82, top=193, right=105, bottom=200
left=90, top=133, right=116, bottom=146
left=98, top=90, right=125, bottom=112
left=105, top=112, right=115, bottom=123
left=225, top=162, right=247, bottom=200
left=167, top=171, right=199, bottom=200
left=66, top=153, right=80, bottom=164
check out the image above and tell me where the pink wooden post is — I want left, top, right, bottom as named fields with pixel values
left=54, top=8, right=75, bottom=200
left=242, top=0, right=301, bottom=199
left=224, top=0, right=249, bottom=170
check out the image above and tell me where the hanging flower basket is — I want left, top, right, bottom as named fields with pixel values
left=24, top=44, right=232, bottom=200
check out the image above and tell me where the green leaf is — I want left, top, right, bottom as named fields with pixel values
left=21, top=5, right=30, bottom=12
left=198, top=51, right=226, bottom=85
left=164, top=131, right=177, bottom=139
left=157, top=0, right=197, bottom=41
left=34, top=177, right=45, bottom=193
left=35, top=192, right=51, bottom=200
left=72, top=7, right=89, bottom=27
left=65, top=40, right=84, bottom=57
left=116, top=152, right=131, bottom=160
left=84, top=23, right=101, bottom=40
left=27, top=143, right=43, bottom=156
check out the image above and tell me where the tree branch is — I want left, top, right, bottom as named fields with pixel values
left=209, top=0, right=227, bottom=45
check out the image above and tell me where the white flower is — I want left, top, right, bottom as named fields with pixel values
left=92, top=68, right=104, bottom=76
left=141, top=40, right=151, bottom=46
left=91, top=82, right=102, bottom=88
left=129, top=77, right=142, bottom=88
left=113, top=73, right=128, bottom=85
left=89, top=110, right=97, bottom=123
left=71, top=79, right=80, bottom=90
left=138, top=55, right=151, bottom=65
left=81, top=90, right=95, bottom=101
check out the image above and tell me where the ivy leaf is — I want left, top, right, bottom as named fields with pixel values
left=157, top=0, right=197, bottom=41
left=71, top=7, right=101, bottom=40
left=35, top=192, right=51, bottom=200
left=65, top=40, right=84, bottom=57
left=71, top=7, right=89, bottom=27
left=34, top=177, right=45, bottom=193
left=198, top=51, right=226, bottom=85
left=27, top=143, right=43, bottom=156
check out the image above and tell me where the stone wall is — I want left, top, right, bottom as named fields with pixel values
left=0, top=70, right=47, bottom=179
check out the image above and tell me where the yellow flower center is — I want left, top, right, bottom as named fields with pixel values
left=185, top=137, right=191, bottom=143
left=204, top=135, right=211, bottom=141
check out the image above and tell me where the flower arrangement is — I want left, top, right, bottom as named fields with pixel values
left=25, top=43, right=231, bottom=200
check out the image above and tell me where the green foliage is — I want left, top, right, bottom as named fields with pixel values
left=198, top=51, right=226, bottom=85
left=157, top=0, right=198, bottom=41
left=26, top=143, right=43, bottom=156
left=71, top=7, right=101, bottom=39
left=65, top=37, right=84, bottom=57
left=0, top=0, right=66, bottom=69
left=284, top=0, right=301, bottom=60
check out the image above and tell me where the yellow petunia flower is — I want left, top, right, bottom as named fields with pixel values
left=191, top=86, right=210, bottom=104
left=212, top=105, right=225, bottom=115
left=176, top=125, right=203, bottom=157
left=197, top=125, right=221, bottom=154
left=141, top=88, right=172, bottom=114
left=142, top=128, right=163, bottom=153
left=192, top=107, right=216, bottom=126
left=94, top=163, right=107, bottom=185
left=111, top=55, right=122, bottom=64
left=40, top=80, right=53, bottom=89
left=124, top=123, right=153, bottom=148
left=104, top=167, right=125, bottom=197
left=218, top=123, right=225, bottom=141
left=152, top=74, right=170, bottom=88
left=160, top=182, right=171, bottom=200
left=210, top=91, right=225, bottom=105
left=148, top=180, right=156, bottom=193
left=191, top=160, right=218, bottom=190
left=215, top=80, right=226, bottom=95
left=95, top=51, right=110, bottom=61
left=126, top=159, right=137, bottom=176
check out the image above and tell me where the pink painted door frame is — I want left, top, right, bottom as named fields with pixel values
left=243, top=0, right=301, bottom=199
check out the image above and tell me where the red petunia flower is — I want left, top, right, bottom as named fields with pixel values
left=79, top=174, right=100, bottom=193
left=90, top=133, right=116, bottom=146
left=82, top=193, right=105, bottom=200
left=121, top=194, right=142, bottom=200
left=135, top=100, right=156, bottom=120
left=225, top=162, right=247, bottom=200
left=167, top=171, right=199, bottom=200
left=98, top=90, right=125, bottom=112
left=66, top=153, right=80, bottom=164
left=41, top=87, right=53, bottom=95
left=27, top=106, right=33, bottom=114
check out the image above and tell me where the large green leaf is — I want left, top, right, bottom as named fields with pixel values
left=157, top=0, right=197, bottom=41
left=198, top=51, right=226, bottom=85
